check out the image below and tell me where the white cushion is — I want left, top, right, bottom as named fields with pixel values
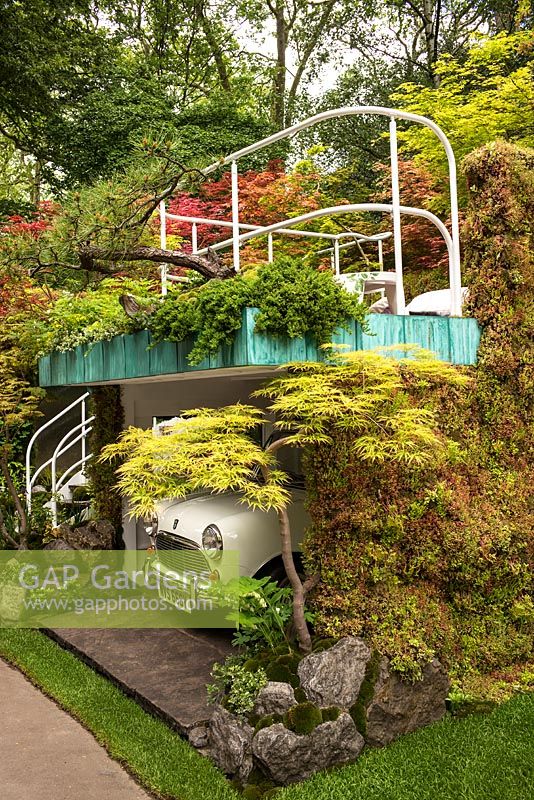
left=406, top=288, right=468, bottom=316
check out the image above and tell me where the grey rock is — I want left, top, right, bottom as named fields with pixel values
left=42, top=538, right=73, bottom=550
left=253, top=713, right=364, bottom=785
left=188, top=723, right=209, bottom=749
left=208, top=705, right=254, bottom=783
left=51, top=520, right=115, bottom=550
left=366, top=657, right=450, bottom=747
left=298, top=637, right=371, bottom=708
left=253, top=682, right=296, bottom=717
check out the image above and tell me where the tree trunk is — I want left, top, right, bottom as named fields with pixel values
left=0, top=457, right=28, bottom=549
left=197, top=3, right=232, bottom=92
left=272, top=0, right=287, bottom=128
left=277, top=506, right=312, bottom=653
left=30, top=159, right=42, bottom=206
left=78, top=244, right=235, bottom=280
left=422, top=0, right=440, bottom=87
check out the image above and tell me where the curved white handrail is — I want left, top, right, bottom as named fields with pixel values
left=201, top=107, right=455, bottom=177
left=50, top=419, right=94, bottom=526
left=194, top=106, right=461, bottom=316
left=165, top=212, right=387, bottom=243
left=56, top=453, right=94, bottom=493
left=195, top=203, right=455, bottom=295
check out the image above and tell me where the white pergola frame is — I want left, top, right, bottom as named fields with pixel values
left=159, top=107, right=462, bottom=316
left=160, top=210, right=392, bottom=277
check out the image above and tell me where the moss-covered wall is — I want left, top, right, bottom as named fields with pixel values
left=304, top=142, right=534, bottom=684
left=86, top=386, right=125, bottom=547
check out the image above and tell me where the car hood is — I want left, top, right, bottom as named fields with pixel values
left=156, top=489, right=305, bottom=548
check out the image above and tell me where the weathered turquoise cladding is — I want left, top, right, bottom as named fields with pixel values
left=38, top=309, right=481, bottom=388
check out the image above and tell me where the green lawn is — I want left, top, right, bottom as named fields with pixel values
left=0, top=628, right=238, bottom=800
left=0, top=629, right=532, bottom=800
left=279, top=691, right=534, bottom=800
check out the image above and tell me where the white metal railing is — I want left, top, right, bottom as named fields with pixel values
left=159, top=107, right=462, bottom=317
left=160, top=210, right=392, bottom=280
left=25, top=392, right=94, bottom=526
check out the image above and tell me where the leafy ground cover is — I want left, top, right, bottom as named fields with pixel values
left=0, top=629, right=532, bottom=800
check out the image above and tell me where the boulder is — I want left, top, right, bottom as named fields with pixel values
left=188, top=723, right=209, bottom=749
left=298, top=637, right=371, bottom=708
left=42, top=538, right=73, bottom=550
left=208, top=705, right=254, bottom=783
left=365, top=657, right=450, bottom=747
left=253, top=682, right=296, bottom=717
left=253, top=713, right=364, bottom=784
left=51, top=520, right=115, bottom=550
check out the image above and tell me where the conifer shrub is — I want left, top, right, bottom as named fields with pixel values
left=150, top=257, right=367, bottom=365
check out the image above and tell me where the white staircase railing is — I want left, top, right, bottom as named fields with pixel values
left=25, top=392, right=94, bottom=527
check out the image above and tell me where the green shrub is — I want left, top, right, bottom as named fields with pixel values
left=207, top=659, right=267, bottom=717
left=150, top=257, right=367, bottom=365
left=38, top=277, right=157, bottom=356
left=283, top=702, right=323, bottom=735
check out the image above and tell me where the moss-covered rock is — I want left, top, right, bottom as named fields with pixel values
left=283, top=702, right=323, bottom=735
left=294, top=687, right=307, bottom=703
left=265, top=662, right=299, bottom=688
left=254, top=714, right=282, bottom=734
left=349, top=650, right=381, bottom=736
left=320, top=706, right=341, bottom=723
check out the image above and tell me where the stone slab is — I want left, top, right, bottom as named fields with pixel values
left=46, top=627, right=232, bottom=734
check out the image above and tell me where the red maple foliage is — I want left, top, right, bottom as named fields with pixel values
left=165, top=160, right=325, bottom=259
left=1, top=200, right=58, bottom=238
left=375, top=160, right=452, bottom=273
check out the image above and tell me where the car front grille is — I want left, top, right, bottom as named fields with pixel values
left=155, top=531, right=209, bottom=574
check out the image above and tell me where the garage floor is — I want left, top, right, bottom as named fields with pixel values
left=46, top=628, right=233, bottom=735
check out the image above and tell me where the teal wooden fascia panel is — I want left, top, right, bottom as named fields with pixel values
left=64, top=347, right=84, bottom=385
left=448, top=317, right=481, bottom=365
left=38, top=355, right=52, bottom=387
left=50, top=350, right=68, bottom=386
left=124, top=331, right=151, bottom=379
left=403, top=316, right=452, bottom=362
left=148, top=335, right=179, bottom=376
left=362, top=314, right=406, bottom=359
left=103, top=335, right=127, bottom=381
left=83, top=341, right=105, bottom=383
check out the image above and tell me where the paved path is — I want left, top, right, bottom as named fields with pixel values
left=47, top=628, right=233, bottom=734
left=0, top=658, right=151, bottom=800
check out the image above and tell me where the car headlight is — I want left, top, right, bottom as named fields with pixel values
left=202, top=524, right=223, bottom=559
left=144, top=513, right=158, bottom=541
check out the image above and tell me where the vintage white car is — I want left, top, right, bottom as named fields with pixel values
left=146, top=435, right=309, bottom=586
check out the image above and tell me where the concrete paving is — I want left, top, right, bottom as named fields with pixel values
left=46, top=628, right=233, bottom=734
left=0, top=658, right=151, bottom=800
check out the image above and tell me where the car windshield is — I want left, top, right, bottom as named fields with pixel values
left=258, top=432, right=305, bottom=489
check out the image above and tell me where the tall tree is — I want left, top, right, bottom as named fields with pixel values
left=346, top=0, right=534, bottom=86
left=233, top=0, right=356, bottom=127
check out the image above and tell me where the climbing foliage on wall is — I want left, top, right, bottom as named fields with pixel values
left=86, top=386, right=125, bottom=547
left=304, top=141, right=534, bottom=688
